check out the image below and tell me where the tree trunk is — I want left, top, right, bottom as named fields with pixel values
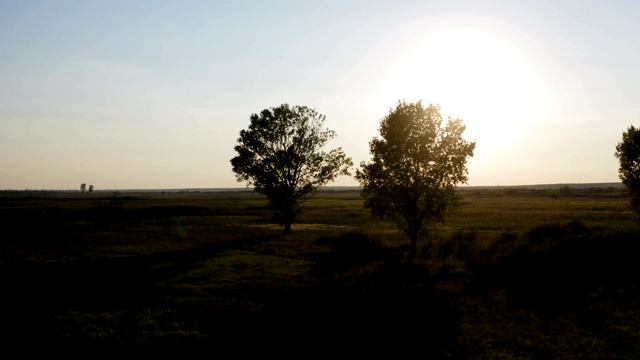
left=407, top=233, right=418, bottom=264
left=282, top=201, right=294, bottom=235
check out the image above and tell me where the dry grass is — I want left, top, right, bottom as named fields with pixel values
left=0, top=187, right=638, bottom=357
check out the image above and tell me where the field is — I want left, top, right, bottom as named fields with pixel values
left=1, top=186, right=639, bottom=357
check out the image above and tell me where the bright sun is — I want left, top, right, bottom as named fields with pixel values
left=384, top=27, right=546, bottom=154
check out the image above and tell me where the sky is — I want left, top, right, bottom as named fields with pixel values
left=1, top=0, right=639, bottom=190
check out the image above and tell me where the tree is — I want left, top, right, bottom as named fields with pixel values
left=615, top=125, right=640, bottom=218
left=80, top=183, right=86, bottom=194
left=88, top=185, right=94, bottom=194
left=231, top=104, right=353, bottom=234
left=355, top=100, right=476, bottom=263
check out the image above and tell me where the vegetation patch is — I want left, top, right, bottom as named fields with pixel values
left=0, top=188, right=638, bottom=357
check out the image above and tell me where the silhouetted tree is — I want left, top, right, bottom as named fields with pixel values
left=80, top=183, right=86, bottom=194
left=88, top=185, right=94, bottom=194
left=615, top=125, right=640, bottom=219
left=356, top=100, right=476, bottom=263
left=231, top=104, right=353, bottom=234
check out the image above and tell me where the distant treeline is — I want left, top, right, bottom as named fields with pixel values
left=461, top=182, right=624, bottom=190
left=0, top=183, right=624, bottom=196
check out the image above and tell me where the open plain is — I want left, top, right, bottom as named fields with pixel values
left=0, top=185, right=638, bottom=357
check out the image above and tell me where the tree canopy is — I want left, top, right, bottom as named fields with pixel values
left=356, top=100, right=476, bottom=262
left=231, top=104, right=352, bottom=234
left=615, top=125, right=640, bottom=219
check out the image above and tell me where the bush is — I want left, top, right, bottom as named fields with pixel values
left=471, top=221, right=640, bottom=313
left=437, top=229, right=477, bottom=260
left=313, top=232, right=381, bottom=273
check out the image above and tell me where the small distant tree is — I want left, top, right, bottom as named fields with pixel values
left=615, top=125, right=640, bottom=219
left=88, top=185, right=94, bottom=194
left=231, top=104, right=353, bottom=234
left=356, top=100, right=476, bottom=263
left=80, top=183, right=86, bottom=194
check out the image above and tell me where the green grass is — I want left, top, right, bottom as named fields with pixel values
left=0, top=187, right=638, bottom=357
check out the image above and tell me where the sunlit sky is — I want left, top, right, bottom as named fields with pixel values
left=2, top=0, right=639, bottom=190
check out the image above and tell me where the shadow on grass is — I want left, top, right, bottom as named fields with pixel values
left=0, top=231, right=459, bottom=356
left=469, top=221, right=640, bottom=315
left=229, top=278, right=458, bottom=356
left=0, top=235, right=272, bottom=354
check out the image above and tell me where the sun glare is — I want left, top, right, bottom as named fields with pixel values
left=384, top=27, right=546, bottom=155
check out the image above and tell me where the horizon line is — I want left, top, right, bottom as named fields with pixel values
left=0, top=181, right=624, bottom=192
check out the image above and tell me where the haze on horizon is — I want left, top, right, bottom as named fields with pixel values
left=1, top=0, right=639, bottom=190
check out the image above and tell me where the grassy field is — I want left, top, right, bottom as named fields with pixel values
left=0, top=186, right=638, bottom=357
